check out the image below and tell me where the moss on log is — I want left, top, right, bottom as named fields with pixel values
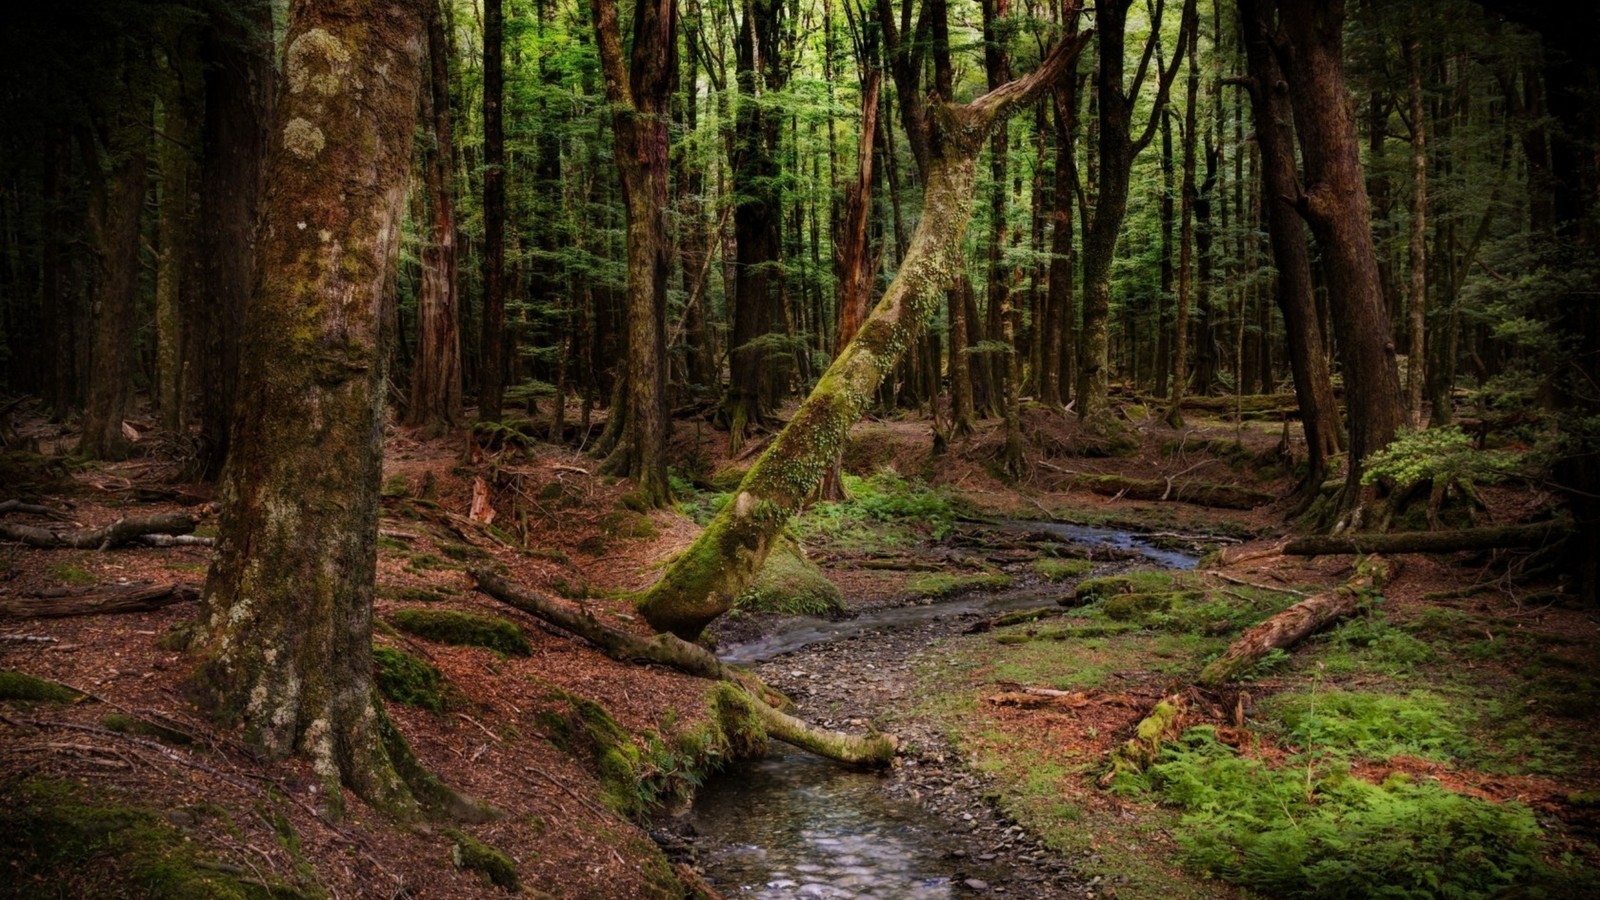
left=1066, top=474, right=1273, bottom=509
left=1281, top=522, right=1560, bottom=556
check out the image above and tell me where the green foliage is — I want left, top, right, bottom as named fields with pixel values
left=1361, top=426, right=1521, bottom=490
left=389, top=609, right=531, bottom=656
left=373, top=647, right=450, bottom=713
left=1315, top=615, right=1436, bottom=676
left=447, top=829, right=520, bottom=892
left=1145, top=728, right=1563, bottom=898
left=794, top=471, right=961, bottom=548
left=1266, top=690, right=1470, bottom=762
left=0, top=669, right=81, bottom=704
left=50, top=563, right=95, bottom=585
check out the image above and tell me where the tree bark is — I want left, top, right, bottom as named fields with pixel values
left=405, top=0, right=464, bottom=436
left=193, top=0, right=273, bottom=480
left=187, top=0, right=472, bottom=820
left=636, top=28, right=1093, bottom=638
left=1273, top=0, right=1404, bottom=515
left=1237, top=0, right=1340, bottom=500
left=592, top=0, right=675, bottom=508
left=0, top=512, right=196, bottom=550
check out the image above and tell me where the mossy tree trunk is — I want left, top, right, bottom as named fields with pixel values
left=637, top=28, right=1093, bottom=638
left=592, top=0, right=675, bottom=509
left=189, top=0, right=444, bottom=818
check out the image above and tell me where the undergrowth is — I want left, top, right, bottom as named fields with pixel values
left=794, top=471, right=960, bottom=550
left=1141, top=727, right=1580, bottom=898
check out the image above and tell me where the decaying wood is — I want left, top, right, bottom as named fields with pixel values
left=0, top=583, right=198, bottom=619
left=1101, top=692, right=1187, bottom=785
left=1198, top=557, right=1395, bottom=687
left=1281, top=522, right=1559, bottom=557
left=0, top=512, right=196, bottom=550
left=470, top=568, right=896, bottom=768
left=134, top=534, right=214, bottom=547
left=1061, top=474, right=1273, bottom=509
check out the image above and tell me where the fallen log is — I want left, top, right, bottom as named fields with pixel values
left=0, top=583, right=198, bottom=619
left=470, top=567, right=896, bottom=768
left=1101, top=693, right=1187, bottom=786
left=0, top=513, right=196, bottom=550
left=1198, top=557, right=1394, bottom=687
left=1064, top=474, right=1273, bottom=510
left=1281, top=522, right=1560, bottom=557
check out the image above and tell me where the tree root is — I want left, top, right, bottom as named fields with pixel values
left=470, top=568, right=896, bottom=767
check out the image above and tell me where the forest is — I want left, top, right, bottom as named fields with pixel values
left=0, top=0, right=1597, bottom=896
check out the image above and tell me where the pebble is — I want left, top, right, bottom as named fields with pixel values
left=964, top=878, right=990, bottom=891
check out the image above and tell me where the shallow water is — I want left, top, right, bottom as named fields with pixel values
left=997, top=519, right=1203, bottom=570
left=685, top=751, right=961, bottom=898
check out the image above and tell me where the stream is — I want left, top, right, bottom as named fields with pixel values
left=668, top=523, right=1203, bottom=898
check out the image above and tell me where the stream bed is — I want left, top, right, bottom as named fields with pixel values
left=666, top=523, right=1203, bottom=898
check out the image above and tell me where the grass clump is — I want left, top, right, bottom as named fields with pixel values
left=1034, top=558, right=1094, bottom=582
left=737, top=536, right=844, bottom=617
left=448, top=829, right=520, bottom=892
left=373, top=646, right=450, bottom=713
left=1144, top=727, right=1572, bottom=898
left=907, top=571, right=1013, bottom=599
left=390, top=609, right=530, bottom=656
left=0, top=669, right=81, bottom=704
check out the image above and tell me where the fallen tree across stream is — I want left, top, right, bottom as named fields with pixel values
left=470, top=568, right=897, bottom=768
left=1281, top=521, right=1560, bottom=556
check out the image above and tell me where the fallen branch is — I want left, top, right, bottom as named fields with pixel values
left=135, top=534, right=213, bottom=548
left=0, top=512, right=196, bottom=550
left=0, top=583, right=199, bottom=619
left=471, top=567, right=895, bottom=767
left=1281, top=522, right=1559, bottom=556
left=1198, top=557, right=1394, bottom=687
left=1101, top=693, right=1187, bottom=786
left=0, top=500, right=71, bottom=520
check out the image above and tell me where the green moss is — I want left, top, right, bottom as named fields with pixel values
left=736, top=536, right=843, bottom=617
left=380, top=474, right=411, bottom=497
left=50, top=563, right=95, bottom=585
left=439, top=542, right=489, bottom=562
left=1103, top=592, right=1176, bottom=621
left=373, top=647, right=450, bottom=713
left=907, top=571, right=1014, bottom=598
left=0, top=669, right=81, bottom=704
left=1034, top=558, right=1094, bottom=581
left=600, top=509, right=660, bottom=540
left=156, top=621, right=198, bottom=651
left=404, top=552, right=449, bottom=573
left=390, top=609, right=530, bottom=656
left=0, top=779, right=304, bottom=898
left=1072, top=571, right=1178, bottom=604
left=447, top=830, right=520, bottom=892
left=102, top=714, right=193, bottom=745
left=375, top=583, right=453, bottom=603
left=376, top=535, right=408, bottom=551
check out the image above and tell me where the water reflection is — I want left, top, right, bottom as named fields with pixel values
left=688, top=751, right=957, bottom=898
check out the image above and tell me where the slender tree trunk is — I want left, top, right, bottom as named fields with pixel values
left=1404, top=34, right=1428, bottom=428
left=190, top=0, right=470, bottom=819
left=79, top=86, right=151, bottom=461
left=1165, top=19, right=1199, bottom=428
left=156, top=45, right=200, bottom=435
left=478, top=0, right=506, bottom=422
left=637, top=30, right=1091, bottom=638
left=1274, top=0, right=1404, bottom=517
left=407, top=0, right=464, bottom=436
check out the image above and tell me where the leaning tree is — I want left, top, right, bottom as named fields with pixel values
left=637, top=19, right=1094, bottom=638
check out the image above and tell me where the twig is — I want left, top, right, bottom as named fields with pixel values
left=456, top=712, right=501, bottom=742
left=1207, top=571, right=1309, bottom=597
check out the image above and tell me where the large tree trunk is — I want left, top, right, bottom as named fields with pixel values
left=1238, top=0, right=1340, bottom=501
left=592, top=0, right=676, bottom=509
left=188, top=0, right=465, bottom=819
left=1273, top=0, right=1404, bottom=517
left=477, top=0, right=506, bottom=423
left=637, top=29, right=1092, bottom=638
left=193, top=0, right=273, bottom=480
left=405, top=0, right=464, bottom=436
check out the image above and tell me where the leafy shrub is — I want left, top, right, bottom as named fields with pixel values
left=1147, top=727, right=1560, bottom=898
left=1361, top=426, right=1520, bottom=490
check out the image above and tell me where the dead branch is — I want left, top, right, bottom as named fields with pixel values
left=0, top=583, right=199, bottom=619
left=0, top=512, right=196, bottom=550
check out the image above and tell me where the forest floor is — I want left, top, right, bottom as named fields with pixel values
left=2, top=395, right=1598, bottom=898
